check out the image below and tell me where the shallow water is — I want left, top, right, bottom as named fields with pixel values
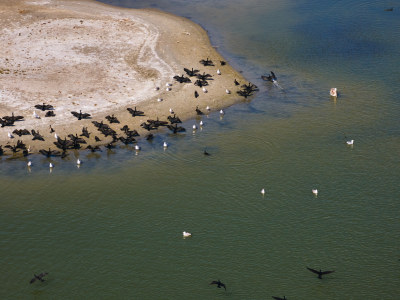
left=1, top=0, right=399, bottom=299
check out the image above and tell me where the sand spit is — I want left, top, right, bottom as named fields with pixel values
left=0, top=0, right=251, bottom=156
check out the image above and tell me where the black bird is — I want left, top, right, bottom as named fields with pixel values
left=30, top=272, right=48, bottom=284
left=86, top=145, right=102, bottom=152
left=31, top=130, right=45, bottom=141
left=0, top=118, right=14, bottom=127
left=127, top=107, right=145, bottom=117
left=49, top=125, right=55, bottom=133
left=210, top=280, right=226, bottom=290
left=306, top=267, right=335, bottom=279
left=45, top=111, right=56, bottom=117
left=145, top=133, right=154, bottom=140
left=3, top=112, right=24, bottom=122
left=54, top=137, right=73, bottom=151
left=203, top=148, right=210, bottom=156
left=105, top=114, right=120, bottom=124
left=68, top=134, right=87, bottom=144
left=261, top=71, right=277, bottom=82
left=95, top=136, right=101, bottom=142
left=173, top=74, right=191, bottom=83
left=183, top=67, right=200, bottom=77
left=194, top=79, right=208, bottom=88
left=167, top=123, right=186, bottom=133
left=12, top=129, right=31, bottom=137
left=272, top=296, right=287, bottom=300
left=80, top=127, right=90, bottom=138
left=39, top=148, right=61, bottom=157
left=234, top=79, right=240, bottom=86
left=105, top=142, right=117, bottom=149
left=71, top=110, right=91, bottom=120
left=199, top=58, right=214, bottom=66
left=167, top=114, right=182, bottom=124
left=384, top=7, right=393, bottom=11
left=35, top=103, right=54, bottom=111
left=0, top=145, right=3, bottom=156
left=195, top=106, right=204, bottom=115
left=220, top=60, right=226, bottom=66
left=196, top=72, right=213, bottom=81
left=194, top=90, right=199, bottom=98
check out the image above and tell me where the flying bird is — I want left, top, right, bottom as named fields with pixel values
left=30, top=272, right=48, bottom=284
left=306, top=267, right=335, bottom=279
left=272, top=296, right=287, bottom=300
left=210, top=280, right=226, bottom=290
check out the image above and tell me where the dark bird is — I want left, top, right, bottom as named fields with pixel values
left=71, top=110, right=91, bottom=120
left=234, top=79, right=240, bottom=86
left=195, top=106, right=204, bottom=115
left=0, top=118, right=14, bottom=127
left=45, top=111, right=56, bottom=117
left=194, top=79, right=208, bottom=88
left=95, top=136, right=101, bottom=142
left=105, top=114, right=120, bottom=124
left=68, top=134, right=87, bottom=144
left=261, top=71, right=277, bottom=82
left=86, top=145, right=102, bottom=152
left=210, top=280, right=226, bottom=290
left=12, top=129, right=31, bottom=137
left=0, top=145, right=3, bottom=156
left=39, top=148, right=61, bottom=157
left=30, top=272, right=48, bottom=284
left=194, top=91, right=199, bottom=98
left=196, top=72, right=213, bottom=81
left=49, top=125, right=55, bottom=133
left=127, top=107, right=145, bottom=117
left=167, top=114, right=182, bottom=124
left=384, top=7, right=393, bottom=11
left=306, top=267, right=335, bottom=279
left=54, top=137, right=73, bottom=151
left=167, top=123, right=186, bottom=133
left=173, top=74, right=191, bottom=83
left=31, top=130, right=45, bottom=141
left=272, top=296, right=287, bottom=300
left=199, top=58, right=214, bottom=66
left=183, top=67, right=199, bottom=77
left=220, top=60, right=226, bottom=66
left=35, top=103, right=54, bottom=111
left=80, top=127, right=90, bottom=138
left=105, top=142, right=117, bottom=149
left=145, top=133, right=154, bottom=140
left=3, top=112, right=24, bottom=122
left=203, top=148, right=210, bottom=156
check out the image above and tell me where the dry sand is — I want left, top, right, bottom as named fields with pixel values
left=0, top=0, right=250, bottom=155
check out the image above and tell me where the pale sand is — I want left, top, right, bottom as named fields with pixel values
left=0, top=0, right=249, bottom=155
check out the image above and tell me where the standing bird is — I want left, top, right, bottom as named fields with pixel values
left=30, top=272, right=48, bottom=284
left=306, top=267, right=335, bottom=279
left=210, top=280, right=226, bottom=290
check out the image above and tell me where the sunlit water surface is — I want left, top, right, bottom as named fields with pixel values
left=1, top=0, right=399, bottom=299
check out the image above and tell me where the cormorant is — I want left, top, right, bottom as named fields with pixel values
left=306, top=267, right=335, bottom=279
left=210, top=280, right=226, bottom=290
left=30, top=272, right=48, bottom=284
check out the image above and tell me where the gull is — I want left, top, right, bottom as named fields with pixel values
left=346, top=139, right=354, bottom=145
left=261, top=188, right=265, bottom=195
left=202, top=87, right=208, bottom=93
left=183, top=231, right=192, bottom=238
left=169, top=108, right=174, bottom=114
left=163, top=141, right=168, bottom=148
left=225, top=89, right=231, bottom=94
left=77, top=159, right=81, bottom=165
left=49, top=162, right=54, bottom=168
left=166, top=83, right=172, bottom=87
left=33, top=111, right=40, bottom=119
left=312, top=189, right=318, bottom=196
left=27, top=161, right=32, bottom=167
left=206, top=106, right=210, bottom=111
left=166, top=87, right=171, bottom=91
left=54, top=133, right=58, bottom=139
left=7, top=132, right=14, bottom=139
left=157, top=98, right=163, bottom=102
left=135, top=145, right=141, bottom=151
left=217, top=69, right=221, bottom=75
left=193, top=124, right=197, bottom=130
left=199, top=121, right=204, bottom=126
left=220, top=109, right=225, bottom=115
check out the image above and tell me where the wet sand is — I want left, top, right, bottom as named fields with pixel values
left=0, top=0, right=251, bottom=155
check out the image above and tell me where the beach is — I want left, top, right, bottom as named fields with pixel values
left=0, top=0, right=248, bottom=155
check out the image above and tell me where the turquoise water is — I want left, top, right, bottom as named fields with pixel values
left=1, top=0, right=399, bottom=299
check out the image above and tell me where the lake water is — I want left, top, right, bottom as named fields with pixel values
left=1, top=0, right=399, bottom=299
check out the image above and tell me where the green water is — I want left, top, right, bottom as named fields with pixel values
left=1, top=0, right=400, bottom=299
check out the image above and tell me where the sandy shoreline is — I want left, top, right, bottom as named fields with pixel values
left=0, top=0, right=253, bottom=156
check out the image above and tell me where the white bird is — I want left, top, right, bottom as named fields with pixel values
left=166, top=87, right=171, bottom=91
left=225, top=89, right=231, bottom=94
left=261, top=188, right=265, bottom=195
left=157, top=98, right=163, bottom=102
left=163, top=141, right=168, bottom=148
left=217, top=69, right=221, bottom=75
left=202, top=87, right=208, bottom=93
left=346, top=139, right=354, bottom=145
left=33, top=111, right=40, bottom=119
left=49, top=162, right=54, bottom=168
left=199, top=121, right=204, bottom=126
left=7, top=132, right=14, bottom=139
left=220, top=109, right=225, bottom=115
left=193, top=124, right=197, bottom=130
left=54, top=133, right=58, bottom=139
left=166, top=83, right=172, bottom=87
left=135, top=145, right=141, bottom=151
left=77, top=159, right=81, bottom=165
left=169, top=108, right=174, bottom=114
left=183, top=231, right=192, bottom=238
left=206, top=106, right=211, bottom=111
left=312, top=189, right=318, bottom=196
left=27, top=161, right=32, bottom=167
